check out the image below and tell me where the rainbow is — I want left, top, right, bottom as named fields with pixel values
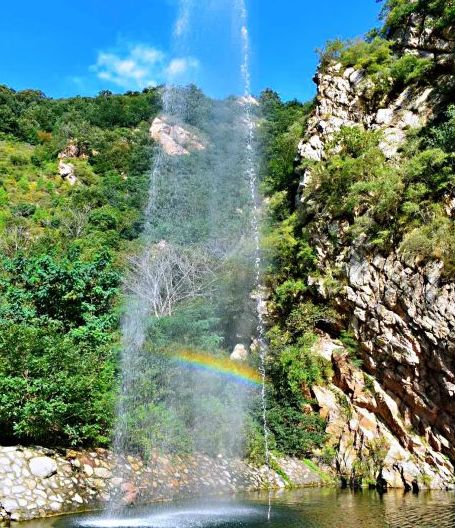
left=173, top=349, right=263, bottom=387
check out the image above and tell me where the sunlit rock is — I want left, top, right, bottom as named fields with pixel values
left=58, top=160, right=77, bottom=185
left=150, top=117, right=205, bottom=156
left=58, top=142, right=88, bottom=160
left=237, top=95, right=259, bottom=107
left=230, top=344, right=248, bottom=361
left=29, top=457, right=57, bottom=479
left=308, top=332, right=455, bottom=489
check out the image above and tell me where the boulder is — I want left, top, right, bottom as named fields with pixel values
left=150, top=117, right=205, bottom=156
left=29, top=457, right=57, bottom=478
left=58, top=143, right=82, bottom=159
left=230, top=344, right=248, bottom=361
left=1, top=499, right=19, bottom=514
left=58, top=161, right=77, bottom=185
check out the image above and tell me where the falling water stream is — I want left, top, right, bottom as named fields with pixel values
left=237, top=0, right=272, bottom=520
left=112, top=14, right=190, bottom=483
left=110, top=0, right=272, bottom=522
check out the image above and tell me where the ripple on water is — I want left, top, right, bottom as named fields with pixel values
left=76, top=507, right=264, bottom=528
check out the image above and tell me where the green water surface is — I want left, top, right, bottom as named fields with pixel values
left=17, top=489, right=455, bottom=528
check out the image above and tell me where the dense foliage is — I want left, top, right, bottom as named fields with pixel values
left=381, top=0, right=455, bottom=34
left=0, top=81, right=267, bottom=460
left=257, top=0, right=455, bottom=460
left=257, top=90, right=330, bottom=457
left=319, top=37, right=432, bottom=100
left=0, top=86, right=161, bottom=446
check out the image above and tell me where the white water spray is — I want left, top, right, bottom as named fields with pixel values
left=110, top=3, right=193, bottom=505
left=238, top=0, right=272, bottom=520
left=110, top=0, right=273, bottom=517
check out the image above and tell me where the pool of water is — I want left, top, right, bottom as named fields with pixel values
left=17, top=489, right=455, bottom=528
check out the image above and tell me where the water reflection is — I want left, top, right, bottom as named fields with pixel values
left=16, top=489, right=455, bottom=528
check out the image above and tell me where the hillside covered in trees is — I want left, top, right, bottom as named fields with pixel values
left=0, top=87, right=163, bottom=445
left=0, top=0, right=454, bottom=492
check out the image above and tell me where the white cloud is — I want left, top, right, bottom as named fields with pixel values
left=91, top=43, right=199, bottom=90
left=165, top=57, right=199, bottom=77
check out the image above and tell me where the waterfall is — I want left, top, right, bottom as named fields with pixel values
left=112, top=9, right=189, bottom=473
left=238, top=0, right=272, bottom=520
left=109, top=0, right=271, bottom=515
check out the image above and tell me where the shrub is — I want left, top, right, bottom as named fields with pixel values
left=390, top=54, right=432, bottom=86
left=0, top=321, right=115, bottom=446
left=278, top=336, right=333, bottom=396
left=12, top=203, right=37, bottom=218
left=89, top=206, right=119, bottom=231
left=267, top=402, right=326, bottom=457
left=317, top=39, right=346, bottom=70
left=382, top=0, right=455, bottom=33
left=244, top=419, right=269, bottom=466
left=9, top=153, right=28, bottom=166
left=400, top=206, right=455, bottom=271
left=340, top=38, right=393, bottom=74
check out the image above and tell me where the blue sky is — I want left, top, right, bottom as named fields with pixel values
left=0, top=0, right=382, bottom=101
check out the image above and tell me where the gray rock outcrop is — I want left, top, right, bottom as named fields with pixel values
left=58, top=160, right=77, bottom=185
left=230, top=344, right=249, bottom=361
left=294, top=19, right=455, bottom=489
left=150, top=117, right=205, bottom=156
left=394, top=13, right=455, bottom=68
left=297, top=63, right=434, bottom=175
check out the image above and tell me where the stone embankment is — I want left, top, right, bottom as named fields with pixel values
left=0, top=446, right=320, bottom=524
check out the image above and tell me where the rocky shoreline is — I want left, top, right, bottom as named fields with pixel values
left=0, top=446, right=321, bottom=524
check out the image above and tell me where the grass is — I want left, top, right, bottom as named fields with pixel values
left=304, top=458, right=337, bottom=485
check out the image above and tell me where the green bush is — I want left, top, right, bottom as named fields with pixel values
left=277, top=336, right=333, bottom=397
left=340, top=38, right=393, bottom=74
left=382, top=0, right=455, bottom=33
left=0, top=250, right=119, bottom=446
left=390, top=54, right=432, bottom=85
left=318, top=33, right=432, bottom=101
left=304, top=126, right=403, bottom=241
left=147, top=301, right=223, bottom=352
left=267, top=402, right=326, bottom=457
left=400, top=205, right=455, bottom=269
left=0, top=321, right=115, bottom=446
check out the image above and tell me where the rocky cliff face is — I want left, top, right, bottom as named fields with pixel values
left=296, top=24, right=455, bottom=490
left=298, top=63, right=434, bottom=166
left=394, top=12, right=455, bottom=69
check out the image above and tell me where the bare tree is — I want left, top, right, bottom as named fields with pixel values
left=0, top=223, right=33, bottom=256
left=126, top=241, right=217, bottom=318
left=59, top=205, right=93, bottom=239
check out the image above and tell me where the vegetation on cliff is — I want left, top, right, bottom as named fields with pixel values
left=258, top=90, right=330, bottom=457
left=382, top=0, right=455, bottom=33
left=258, top=0, right=455, bottom=478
